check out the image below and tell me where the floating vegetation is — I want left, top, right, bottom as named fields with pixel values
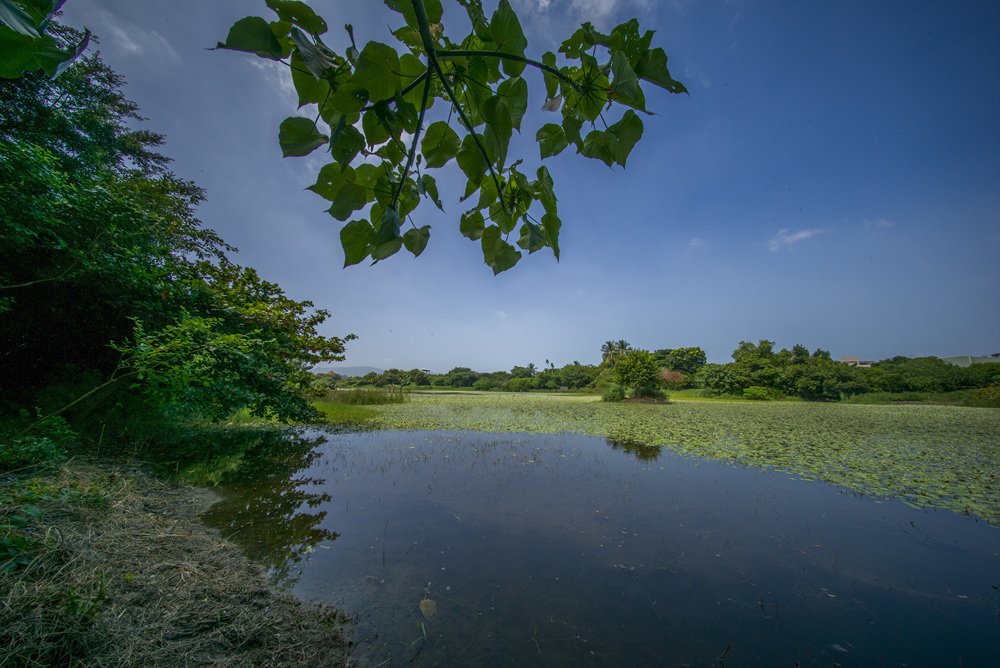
left=358, top=394, right=1000, bottom=524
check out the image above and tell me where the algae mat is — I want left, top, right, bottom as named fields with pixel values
left=355, top=393, right=1000, bottom=523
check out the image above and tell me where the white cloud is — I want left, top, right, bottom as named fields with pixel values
left=93, top=8, right=178, bottom=63
left=872, top=218, right=894, bottom=228
left=247, top=59, right=296, bottom=99
left=688, top=237, right=705, bottom=248
left=768, top=228, right=823, bottom=251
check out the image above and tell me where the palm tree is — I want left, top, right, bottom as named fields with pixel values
left=601, top=340, right=632, bottom=367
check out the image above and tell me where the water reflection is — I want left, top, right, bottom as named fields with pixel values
left=189, top=429, right=338, bottom=584
left=203, top=429, right=1000, bottom=666
left=605, top=437, right=663, bottom=460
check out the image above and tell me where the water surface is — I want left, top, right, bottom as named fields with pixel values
left=202, top=429, right=999, bottom=666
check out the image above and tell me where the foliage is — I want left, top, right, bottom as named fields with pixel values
left=602, top=383, right=625, bottom=402
left=600, top=339, right=632, bottom=367
left=0, top=1, right=90, bottom=79
left=218, top=0, right=685, bottom=273
left=965, top=385, right=1000, bottom=408
left=361, top=392, right=1000, bottom=524
left=652, top=346, right=706, bottom=374
left=613, top=349, right=663, bottom=395
left=0, top=34, right=352, bottom=434
left=743, top=386, right=778, bottom=401
left=321, top=387, right=409, bottom=405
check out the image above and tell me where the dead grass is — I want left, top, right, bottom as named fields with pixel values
left=1, top=462, right=350, bottom=667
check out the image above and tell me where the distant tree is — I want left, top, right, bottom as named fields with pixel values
left=601, top=339, right=632, bottom=367
left=403, top=368, right=431, bottom=385
left=613, top=349, right=663, bottom=398
left=652, top=346, right=706, bottom=374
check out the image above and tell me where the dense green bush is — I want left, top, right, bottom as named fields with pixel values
left=743, top=386, right=775, bottom=401
left=602, top=384, right=626, bottom=402
left=964, top=385, right=1000, bottom=408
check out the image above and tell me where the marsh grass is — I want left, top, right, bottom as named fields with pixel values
left=0, top=462, right=348, bottom=666
left=356, top=392, right=1000, bottom=523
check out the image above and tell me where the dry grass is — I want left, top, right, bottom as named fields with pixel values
left=1, top=462, right=350, bottom=667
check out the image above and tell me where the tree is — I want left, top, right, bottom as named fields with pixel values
left=601, top=339, right=632, bottom=367
left=652, top=346, right=706, bottom=374
left=613, top=349, right=663, bottom=398
left=218, top=0, right=685, bottom=273
left=1, top=37, right=352, bottom=426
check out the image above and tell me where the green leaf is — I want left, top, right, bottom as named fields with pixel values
left=217, top=16, right=283, bottom=59
left=635, top=47, right=687, bottom=94
left=542, top=212, right=561, bottom=260
left=362, top=109, right=390, bottom=146
left=481, top=225, right=521, bottom=274
left=351, top=41, right=400, bottom=102
left=308, top=162, right=355, bottom=200
left=608, top=109, right=643, bottom=166
left=490, top=0, right=527, bottom=76
left=372, top=237, right=403, bottom=261
left=534, top=166, right=558, bottom=215
left=0, top=0, right=39, bottom=37
left=497, top=76, right=528, bottom=131
left=456, top=134, right=487, bottom=187
left=340, top=218, right=374, bottom=266
left=279, top=116, right=328, bottom=157
left=610, top=50, right=645, bottom=111
left=331, top=124, right=366, bottom=165
left=517, top=222, right=546, bottom=254
left=375, top=206, right=401, bottom=245
left=542, top=51, right=559, bottom=98
left=328, top=182, right=368, bottom=220
left=290, top=50, right=328, bottom=106
left=419, top=174, right=443, bottom=209
left=580, top=129, right=617, bottom=167
left=562, top=114, right=583, bottom=150
left=536, top=123, right=568, bottom=159
left=266, top=0, right=328, bottom=35
left=403, top=225, right=431, bottom=257
left=482, top=96, right=512, bottom=166
left=460, top=210, right=485, bottom=240
left=324, top=83, right=367, bottom=116
left=421, top=121, right=461, bottom=168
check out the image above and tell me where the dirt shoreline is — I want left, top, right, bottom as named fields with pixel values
left=1, top=461, right=350, bottom=666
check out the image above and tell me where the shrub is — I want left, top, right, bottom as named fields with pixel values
left=743, top=386, right=776, bottom=401
left=322, top=387, right=407, bottom=405
left=964, top=385, right=1000, bottom=408
left=602, top=384, right=625, bottom=402
left=632, top=385, right=667, bottom=401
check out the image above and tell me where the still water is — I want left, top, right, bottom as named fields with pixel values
left=202, top=429, right=999, bottom=666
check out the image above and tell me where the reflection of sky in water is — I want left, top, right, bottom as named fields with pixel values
left=204, top=430, right=1000, bottom=666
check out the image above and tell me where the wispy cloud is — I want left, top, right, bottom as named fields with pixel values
left=526, top=0, right=654, bottom=26
left=768, top=228, right=823, bottom=251
left=866, top=218, right=894, bottom=229
left=247, top=59, right=296, bottom=99
left=688, top=237, right=705, bottom=248
left=93, top=8, right=178, bottom=64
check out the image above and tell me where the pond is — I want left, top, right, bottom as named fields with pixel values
left=201, top=429, right=999, bottom=666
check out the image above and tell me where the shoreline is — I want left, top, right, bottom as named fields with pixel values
left=0, top=460, right=350, bottom=666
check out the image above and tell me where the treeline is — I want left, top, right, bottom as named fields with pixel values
left=318, top=339, right=1000, bottom=406
left=1, top=31, right=349, bottom=469
left=316, top=362, right=603, bottom=392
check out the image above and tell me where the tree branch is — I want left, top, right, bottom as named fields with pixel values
left=412, top=0, right=509, bottom=214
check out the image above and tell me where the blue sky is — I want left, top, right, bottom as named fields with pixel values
left=61, top=0, right=1000, bottom=371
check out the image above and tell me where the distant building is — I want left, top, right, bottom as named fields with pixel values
left=839, top=356, right=873, bottom=368
left=940, top=355, right=1000, bottom=368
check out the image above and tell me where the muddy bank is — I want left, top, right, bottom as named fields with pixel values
left=0, top=461, right=349, bottom=666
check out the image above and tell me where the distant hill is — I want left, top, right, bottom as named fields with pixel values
left=314, top=365, right=384, bottom=377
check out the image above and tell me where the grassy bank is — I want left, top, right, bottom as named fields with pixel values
left=312, top=392, right=1000, bottom=523
left=0, top=460, right=349, bottom=666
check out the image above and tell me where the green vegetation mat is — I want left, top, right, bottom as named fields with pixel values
left=318, top=393, right=1000, bottom=524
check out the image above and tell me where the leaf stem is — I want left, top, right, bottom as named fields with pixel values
left=436, top=49, right=581, bottom=92
left=391, top=67, right=434, bottom=211
left=411, top=0, right=509, bottom=214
